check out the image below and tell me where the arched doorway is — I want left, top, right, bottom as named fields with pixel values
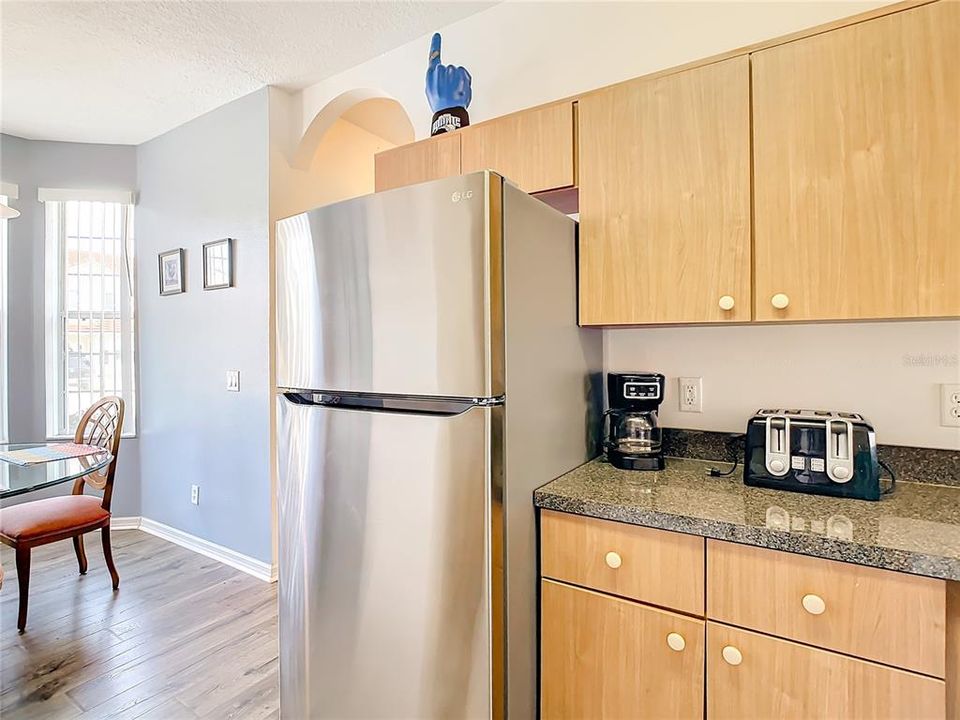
left=271, top=88, right=414, bottom=221
left=293, top=89, right=414, bottom=172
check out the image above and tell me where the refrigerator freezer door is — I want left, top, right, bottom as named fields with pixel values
left=277, top=394, right=499, bottom=719
left=276, top=172, right=501, bottom=398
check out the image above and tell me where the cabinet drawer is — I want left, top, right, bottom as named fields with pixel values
left=707, top=622, right=945, bottom=720
left=707, top=540, right=946, bottom=677
left=541, top=510, right=704, bottom=615
left=542, top=579, right=704, bottom=720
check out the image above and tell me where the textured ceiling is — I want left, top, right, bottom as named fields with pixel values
left=0, top=1, right=493, bottom=145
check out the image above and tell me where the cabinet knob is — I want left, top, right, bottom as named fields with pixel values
left=722, top=645, right=743, bottom=666
left=771, top=293, right=790, bottom=310
left=718, top=295, right=735, bottom=311
left=604, top=551, right=622, bottom=569
left=666, top=632, right=686, bottom=652
left=802, top=593, right=826, bottom=615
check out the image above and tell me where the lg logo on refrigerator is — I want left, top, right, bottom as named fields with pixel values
left=451, top=190, right=474, bottom=203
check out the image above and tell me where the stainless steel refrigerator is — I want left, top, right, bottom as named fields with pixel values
left=275, top=171, right=602, bottom=719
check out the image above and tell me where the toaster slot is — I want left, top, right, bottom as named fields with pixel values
left=764, top=415, right=791, bottom=476
left=825, top=419, right=854, bottom=483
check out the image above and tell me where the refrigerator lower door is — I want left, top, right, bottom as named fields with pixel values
left=277, top=394, right=500, bottom=719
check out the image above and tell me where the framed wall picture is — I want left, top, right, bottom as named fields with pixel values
left=158, top=249, right=185, bottom=296
left=203, top=238, right=233, bottom=290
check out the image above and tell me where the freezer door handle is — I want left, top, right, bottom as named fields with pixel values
left=280, top=390, right=503, bottom=416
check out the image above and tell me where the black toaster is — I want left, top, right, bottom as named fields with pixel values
left=744, top=409, right=884, bottom=501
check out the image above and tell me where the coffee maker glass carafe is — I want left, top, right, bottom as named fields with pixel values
left=610, top=410, right=662, bottom=456
left=604, top=372, right=666, bottom=471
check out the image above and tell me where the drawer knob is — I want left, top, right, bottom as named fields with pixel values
left=802, top=593, right=826, bottom=615
left=718, top=295, right=735, bottom=311
left=666, top=632, right=686, bottom=652
left=722, top=645, right=743, bottom=666
left=771, top=293, right=790, bottom=310
left=604, top=551, right=622, bottom=569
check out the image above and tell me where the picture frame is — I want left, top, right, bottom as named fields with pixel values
left=203, top=238, right=234, bottom=291
left=158, top=249, right=185, bottom=296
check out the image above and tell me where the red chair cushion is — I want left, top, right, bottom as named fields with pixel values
left=0, top=495, right=110, bottom=544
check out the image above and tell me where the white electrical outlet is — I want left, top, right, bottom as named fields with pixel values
left=941, top=384, right=960, bottom=428
left=190, top=485, right=200, bottom=505
left=226, top=370, right=240, bottom=392
left=678, top=377, right=703, bottom=413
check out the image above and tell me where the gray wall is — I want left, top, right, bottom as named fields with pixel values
left=1, top=133, right=141, bottom=515
left=136, top=89, right=272, bottom=563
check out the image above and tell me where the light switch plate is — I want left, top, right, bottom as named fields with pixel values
left=226, top=370, right=240, bottom=392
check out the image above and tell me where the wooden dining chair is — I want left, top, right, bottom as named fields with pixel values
left=0, top=396, right=125, bottom=632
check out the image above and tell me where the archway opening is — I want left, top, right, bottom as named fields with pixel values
left=272, top=89, right=415, bottom=221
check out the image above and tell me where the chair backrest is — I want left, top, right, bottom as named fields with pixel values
left=72, top=396, right=125, bottom=511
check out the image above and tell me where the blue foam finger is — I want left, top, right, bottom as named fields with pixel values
left=424, top=32, right=472, bottom=114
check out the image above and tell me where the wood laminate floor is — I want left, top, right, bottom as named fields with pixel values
left=0, top=530, right=279, bottom=719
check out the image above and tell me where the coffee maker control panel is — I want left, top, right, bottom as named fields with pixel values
left=624, top=382, right=661, bottom=400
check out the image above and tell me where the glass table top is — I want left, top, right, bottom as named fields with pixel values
left=0, top=443, right=113, bottom=500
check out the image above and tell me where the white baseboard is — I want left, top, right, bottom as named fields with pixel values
left=110, top=516, right=141, bottom=530
left=113, top=516, right=276, bottom=583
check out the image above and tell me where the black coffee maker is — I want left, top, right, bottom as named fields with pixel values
left=604, top=372, right=666, bottom=471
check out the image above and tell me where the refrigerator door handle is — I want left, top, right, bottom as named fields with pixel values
left=280, top=390, right=504, bottom=416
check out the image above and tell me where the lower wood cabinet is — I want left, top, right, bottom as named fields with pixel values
left=707, top=622, right=945, bottom=720
left=541, top=579, right=704, bottom=720
left=540, top=511, right=957, bottom=719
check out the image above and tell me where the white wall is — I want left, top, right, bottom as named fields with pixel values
left=136, top=89, right=272, bottom=563
left=0, top=133, right=141, bottom=515
left=606, top=322, right=960, bottom=450
left=295, top=1, right=888, bottom=143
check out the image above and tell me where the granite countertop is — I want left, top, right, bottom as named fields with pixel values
left=534, top=457, right=960, bottom=581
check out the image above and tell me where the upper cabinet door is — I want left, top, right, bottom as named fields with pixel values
left=578, top=56, right=751, bottom=325
left=374, top=133, right=461, bottom=192
left=752, top=2, right=960, bottom=321
left=460, top=101, right=576, bottom=194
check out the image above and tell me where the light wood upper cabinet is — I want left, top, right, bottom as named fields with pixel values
left=374, top=133, right=461, bottom=192
left=541, top=579, right=704, bottom=720
left=752, top=2, right=960, bottom=321
left=578, top=56, right=752, bottom=325
left=706, top=622, right=945, bottom=720
left=460, top=101, right=576, bottom=193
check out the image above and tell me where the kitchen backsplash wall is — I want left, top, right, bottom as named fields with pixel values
left=605, top=320, right=960, bottom=451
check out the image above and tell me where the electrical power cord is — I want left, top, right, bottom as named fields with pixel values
left=707, top=434, right=745, bottom=477
left=879, top=458, right=897, bottom=495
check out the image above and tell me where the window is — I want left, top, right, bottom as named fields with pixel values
left=0, top=195, right=8, bottom=443
left=44, top=198, right=136, bottom=437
